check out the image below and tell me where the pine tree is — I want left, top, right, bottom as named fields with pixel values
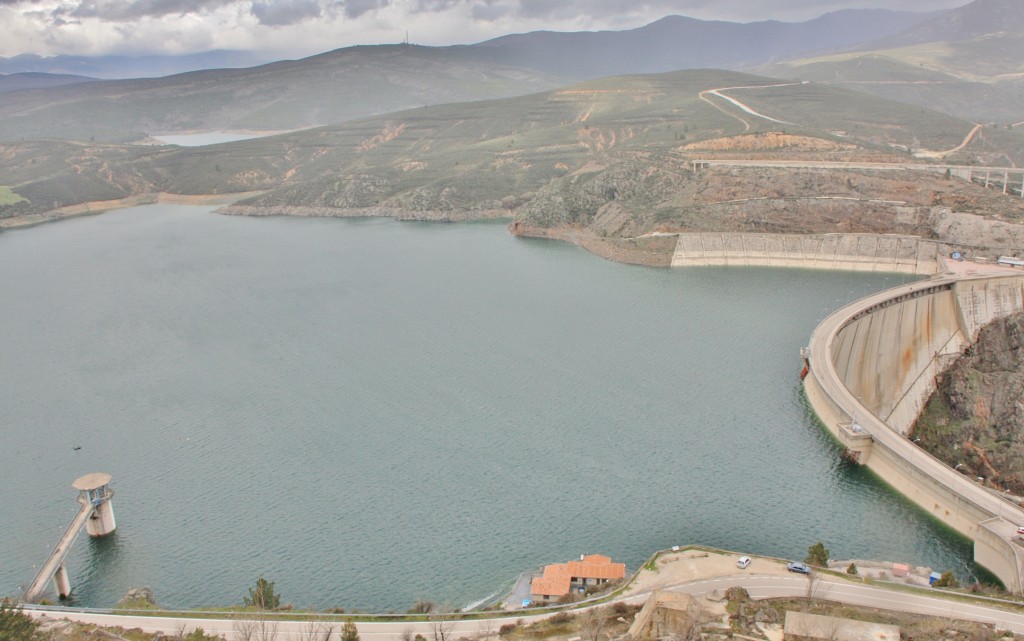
left=340, top=621, right=360, bottom=641
left=244, top=577, right=280, bottom=610
left=805, top=542, right=830, bottom=567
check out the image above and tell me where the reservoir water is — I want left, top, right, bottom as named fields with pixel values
left=0, top=205, right=977, bottom=611
left=152, top=131, right=277, bottom=146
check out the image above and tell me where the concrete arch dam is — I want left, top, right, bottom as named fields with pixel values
left=803, top=273, right=1024, bottom=592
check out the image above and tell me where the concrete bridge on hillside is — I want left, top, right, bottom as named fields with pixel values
left=802, top=273, right=1024, bottom=593
left=690, top=159, right=1024, bottom=198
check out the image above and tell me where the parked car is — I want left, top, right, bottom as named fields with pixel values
left=736, top=556, right=751, bottom=569
left=787, top=562, right=811, bottom=574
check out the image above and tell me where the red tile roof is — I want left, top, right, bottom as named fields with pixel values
left=530, top=555, right=626, bottom=597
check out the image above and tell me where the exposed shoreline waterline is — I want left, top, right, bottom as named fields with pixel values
left=0, top=192, right=264, bottom=230
left=0, top=204, right=980, bottom=610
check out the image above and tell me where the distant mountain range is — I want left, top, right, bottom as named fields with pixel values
left=0, top=50, right=271, bottom=79
left=0, top=72, right=95, bottom=93
left=761, top=0, right=1024, bottom=122
left=0, top=7, right=945, bottom=142
left=1, top=0, right=1022, bottom=143
left=863, top=0, right=1024, bottom=48
left=463, top=9, right=940, bottom=78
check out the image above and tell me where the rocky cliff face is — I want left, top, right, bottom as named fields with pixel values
left=912, top=312, right=1024, bottom=496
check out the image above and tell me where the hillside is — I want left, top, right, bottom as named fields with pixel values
left=0, top=72, right=95, bottom=92
left=3, top=69, right=1024, bottom=266
left=0, top=50, right=271, bottom=79
left=867, top=0, right=1024, bottom=48
left=0, top=45, right=569, bottom=143
left=0, top=9, right=938, bottom=143
left=912, top=312, right=1024, bottom=496
left=465, top=9, right=936, bottom=79
left=760, top=55, right=1024, bottom=123
left=759, top=0, right=1024, bottom=124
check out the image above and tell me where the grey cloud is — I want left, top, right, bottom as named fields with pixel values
left=337, top=0, right=390, bottom=19
left=252, top=0, right=321, bottom=25
left=63, top=0, right=231, bottom=21
left=405, top=0, right=960, bottom=22
left=470, top=2, right=509, bottom=22
left=411, top=0, right=460, bottom=12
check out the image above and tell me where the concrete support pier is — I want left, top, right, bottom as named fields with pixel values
left=24, top=473, right=116, bottom=602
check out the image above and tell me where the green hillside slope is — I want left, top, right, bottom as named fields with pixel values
left=0, top=45, right=568, bottom=143
left=3, top=69, right=1022, bottom=264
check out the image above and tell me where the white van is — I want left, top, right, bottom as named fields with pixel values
left=737, top=556, right=751, bottom=569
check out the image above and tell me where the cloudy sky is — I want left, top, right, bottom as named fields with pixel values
left=0, top=0, right=969, bottom=58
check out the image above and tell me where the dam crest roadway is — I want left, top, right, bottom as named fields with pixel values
left=802, top=267, right=1024, bottom=594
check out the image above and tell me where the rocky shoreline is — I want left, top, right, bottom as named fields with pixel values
left=7, top=194, right=1024, bottom=273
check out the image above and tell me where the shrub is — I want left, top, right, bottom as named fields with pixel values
left=846, top=563, right=858, bottom=575
left=934, top=571, right=960, bottom=588
left=498, top=623, right=518, bottom=637
left=805, top=542, right=830, bottom=567
left=407, top=600, right=435, bottom=614
left=185, top=627, right=223, bottom=641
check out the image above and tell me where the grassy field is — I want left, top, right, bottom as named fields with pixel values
left=0, top=186, right=26, bottom=206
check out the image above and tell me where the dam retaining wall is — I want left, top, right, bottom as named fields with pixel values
left=804, top=273, right=1024, bottom=593
left=671, top=233, right=941, bottom=274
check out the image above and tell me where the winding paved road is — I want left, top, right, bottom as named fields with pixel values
left=25, top=572, right=1024, bottom=640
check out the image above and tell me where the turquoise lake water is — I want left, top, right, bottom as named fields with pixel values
left=0, top=205, right=977, bottom=611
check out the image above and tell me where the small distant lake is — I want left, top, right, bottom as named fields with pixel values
left=151, top=131, right=280, bottom=146
left=0, top=205, right=980, bottom=611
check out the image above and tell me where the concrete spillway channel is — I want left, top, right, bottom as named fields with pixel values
left=802, top=273, right=1024, bottom=593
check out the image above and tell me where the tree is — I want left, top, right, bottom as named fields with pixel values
left=934, top=571, right=960, bottom=588
left=0, top=599, right=38, bottom=641
left=301, top=621, right=334, bottom=641
left=244, top=577, right=280, bottom=610
left=846, top=563, right=858, bottom=575
left=805, top=542, right=830, bottom=567
left=340, top=621, right=360, bottom=641
left=577, top=606, right=608, bottom=641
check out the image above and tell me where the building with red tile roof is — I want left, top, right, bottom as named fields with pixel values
left=529, top=554, right=627, bottom=603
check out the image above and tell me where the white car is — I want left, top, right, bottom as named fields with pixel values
left=737, top=556, right=751, bottom=569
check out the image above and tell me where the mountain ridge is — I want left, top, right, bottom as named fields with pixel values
left=0, top=8, right=943, bottom=143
